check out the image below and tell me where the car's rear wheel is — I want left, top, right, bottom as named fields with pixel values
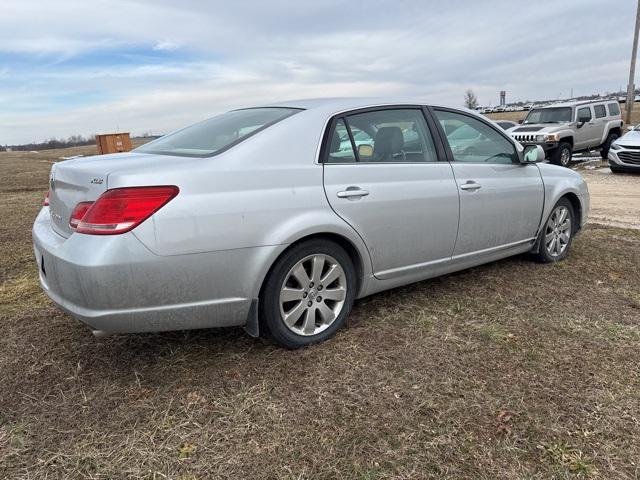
left=531, top=198, right=574, bottom=263
left=260, top=239, right=356, bottom=348
left=600, top=132, right=619, bottom=159
left=549, top=142, right=573, bottom=167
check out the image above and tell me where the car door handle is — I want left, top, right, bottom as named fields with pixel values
left=459, top=181, right=482, bottom=191
left=337, top=187, right=369, bottom=198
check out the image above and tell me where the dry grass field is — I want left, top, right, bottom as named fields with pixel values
left=1, top=144, right=640, bottom=479
left=486, top=101, right=640, bottom=126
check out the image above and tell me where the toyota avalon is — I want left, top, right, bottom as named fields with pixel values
left=33, top=98, right=590, bottom=348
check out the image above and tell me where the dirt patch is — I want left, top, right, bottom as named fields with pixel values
left=574, top=163, right=640, bottom=230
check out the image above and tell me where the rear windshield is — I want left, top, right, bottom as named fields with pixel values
left=135, top=107, right=301, bottom=157
left=523, top=107, right=572, bottom=124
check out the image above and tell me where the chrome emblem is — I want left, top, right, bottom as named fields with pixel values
left=90, top=178, right=104, bottom=185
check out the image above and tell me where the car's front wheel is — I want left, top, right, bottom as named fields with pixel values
left=260, top=239, right=356, bottom=348
left=532, top=198, right=575, bottom=263
left=549, top=142, right=573, bottom=167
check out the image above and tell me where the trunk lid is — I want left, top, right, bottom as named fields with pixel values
left=48, top=152, right=157, bottom=237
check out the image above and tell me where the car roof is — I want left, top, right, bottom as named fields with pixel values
left=256, top=97, right=475, bottom=117
left=537, top=99, right=619, bottom=109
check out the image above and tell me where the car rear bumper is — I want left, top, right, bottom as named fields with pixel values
left=32, top=208, right=281, bottom=334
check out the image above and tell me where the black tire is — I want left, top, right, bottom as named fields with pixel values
left=600, top=132, right=619, bottom=159
left=531, top=198, right=575, bottom=263
left=259, top=239, right=356, bottom=349
left=549, top=142, right=573, bottom=167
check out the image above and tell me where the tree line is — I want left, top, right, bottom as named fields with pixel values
left=1, top=134, right=96, bottom=152
left=1, top=132, right=157, bottom=152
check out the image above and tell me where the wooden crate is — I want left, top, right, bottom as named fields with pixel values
left=96, top=133, right=132, bottom=155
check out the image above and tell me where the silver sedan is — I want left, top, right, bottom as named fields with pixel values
left=33, top=98, right=590, bottom=348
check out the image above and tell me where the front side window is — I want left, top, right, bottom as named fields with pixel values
left=594, top=105, right=606, bottom=118
left=577, top=107, right=592, bottom=122
left=434, top=110, right=517, bottom=164
left=608, top=102, right=621, bottom=116
left=340, top=109, right=437, bottom=163
left=135, top=107, right=300, bottom=157
left=523, top=107, right=572, bottom=124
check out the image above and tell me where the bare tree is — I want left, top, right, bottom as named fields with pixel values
left=464, top=89, right=479, bottom=109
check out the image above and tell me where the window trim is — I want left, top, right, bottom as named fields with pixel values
left=428, top=106, right=520, bottom=165
left=319, top=105, right=446, bottom=164
left=607, top=102, right=621, bottom=117
left=576, top=106, right=592, bottom=122
left=342, top=116, right=361, bottom=162
left=594, top=104, right=606, bottom=119
left=134, top=107, right=303, bottom=158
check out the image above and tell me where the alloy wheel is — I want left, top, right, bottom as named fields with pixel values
left=279, top=254, right=347, bottom=336
left=560, top=147, right=571, bottom=166
left=544, top=206, right=571, bottom=257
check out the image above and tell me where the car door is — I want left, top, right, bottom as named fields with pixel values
left=574, top=106, right=599, bottom=149
left=431, top=107, right=544, bottom=257
left=322, top=107, right=459, bottom=280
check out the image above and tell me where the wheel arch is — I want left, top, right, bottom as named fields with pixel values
left=607, top=126, right=622, bottom=138
left=560, top=192, right=582, bottom=234
left=559, top=136, right=574, bottom=147
left=257, top=231, right=368, bottom=301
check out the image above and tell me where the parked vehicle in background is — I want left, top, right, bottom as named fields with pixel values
left=496, top=120, right=518, bottom=130
left=608, top=124, right=640, bottom=173
left=508, top=99, right=623, bottom=167
left=32, top=98, right=589, bottom=348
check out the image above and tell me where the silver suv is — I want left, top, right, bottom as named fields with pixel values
left=508, top=100, right=623, bottom=167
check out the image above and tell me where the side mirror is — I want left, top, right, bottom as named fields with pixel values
left=518, top=119, right=523, bottom=124
left=577, top=114, right=590, bottom=125
left=522, top=144, right=545, bottom=163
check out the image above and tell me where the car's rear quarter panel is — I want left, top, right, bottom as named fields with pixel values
left=117, top=110, right=373, bottom=298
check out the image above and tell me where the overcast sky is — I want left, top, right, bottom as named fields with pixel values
left=0, top=0, right=637, bottom=144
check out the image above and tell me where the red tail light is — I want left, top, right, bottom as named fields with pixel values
left=43, top=190, right=50, bottom=206
left=74, top=186, right=179, bottom=235
left=69, top=201, right=94, bottom=229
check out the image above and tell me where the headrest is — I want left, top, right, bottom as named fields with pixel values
left=374, top=126, right=404, bottom=159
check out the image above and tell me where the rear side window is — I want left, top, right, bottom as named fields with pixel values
left=608, top=102, right=621, bottom=116
left=577, top=107, right=592, bottom=122
left=135, top=107, right=301, bottom=157
left=344, top=109, right=437, bottom=163
left=434, top=109, right=517, bottom=164
left=594, top=105, right=606, bottom=118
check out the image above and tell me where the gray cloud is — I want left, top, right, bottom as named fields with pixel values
left=0, top=0, right=637, bottom=144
